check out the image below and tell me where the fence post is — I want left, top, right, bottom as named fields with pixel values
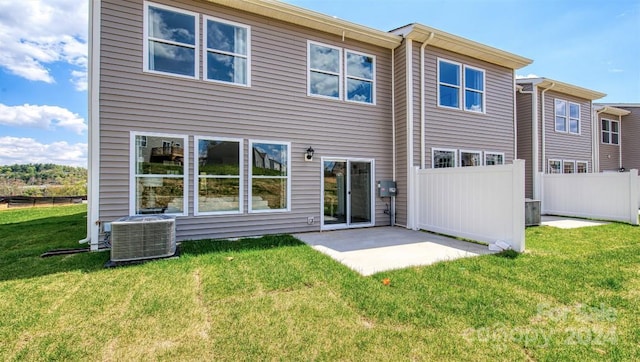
left=629, top=169, right=639, bottom=225
left=512, top=160, right=526, bottom=252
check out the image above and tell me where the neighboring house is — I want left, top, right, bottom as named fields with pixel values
left=593, top=104, right=639, bottom=172
left=389, top=24, right=531, bottom=227
left=84, top=0, right=531, bottom=248
left=515, top=78, right=605, bottom=199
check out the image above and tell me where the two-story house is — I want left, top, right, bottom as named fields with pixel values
left=515, top=77, right=605, bottom=199
left=593, top=104, right=639, bottom=172
left=85, top=0, right=531, bottom=249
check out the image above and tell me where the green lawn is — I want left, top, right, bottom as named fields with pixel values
left=1, top=205, right=639, bottom=361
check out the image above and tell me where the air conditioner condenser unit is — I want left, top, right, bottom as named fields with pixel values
left=109, top=215, right=177, bottom=263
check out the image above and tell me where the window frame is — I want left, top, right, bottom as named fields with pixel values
left=307, top=41, right=343, bottom=100
left=248, top=140, right=291, bottom=213
left=130, top=131, right=189, bottom=216
left=554, top=99, right=581, bottom=134
left=484, top=152, right=505, bottom=166
left=432, top=148, right=457, bottom=168
left=344, top=49, right=376, bottom=105
left=463, top=65, right=486, bottom=113
left=601, top=119, right=620, bottom=145
left=568, top=102, right=581, bottom=134
left=459, top=149, right=482, bottom=167
left=548, top=159, right=562, bottom=174
left=576, top=161, right=588, bottom=173
left=143, top=1, right=199, bottom=79
left=437, top=58, right=462, bottom=110
left=203, top=15, right=251, bottom=87
left=194, top=136, right=243, bottom=216
left=563, top=160, right=576, bottom=174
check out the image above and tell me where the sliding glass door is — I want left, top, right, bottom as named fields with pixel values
left=322, top=158, right=374, bottom=229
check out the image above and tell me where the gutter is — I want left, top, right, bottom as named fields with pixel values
left=420, top=32, right=435, bottom=168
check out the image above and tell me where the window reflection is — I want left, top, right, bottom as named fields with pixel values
left=251, top=142, right=289, bottom=211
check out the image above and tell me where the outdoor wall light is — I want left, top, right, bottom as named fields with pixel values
left=305, top=146, right=315, bottom=161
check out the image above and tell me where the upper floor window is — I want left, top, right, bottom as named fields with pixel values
left=601, top=119, right=619, bottom=145
left=144, top=2, right=198, bottom=78
left=438, top=59, right=485, bottom=113
left=204, top=17, right=250, bottom=86
left=555, top=99, right=580, bottom=134
left=308, top=41, right=375, bottom=104
left=346, top=51, right=375, bottom=103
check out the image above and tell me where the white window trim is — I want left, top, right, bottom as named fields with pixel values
left=194, top=136, right=243, bottom=216
left=601, top=118, right=620, bottom=145
left=203, top=15, right=251, bottom=87
left=484, top=151, right=505, bottom=166
left=307, top=41, right=343, bottom=100
left=563, top=160, right=576, bottom=174
left=344, top=49, right=376, bottom=105
left=143, top=1, right=199, bottom=79
left=459, top=149, right=482, bottom=167
left=130, top=131, right=189, bottom=216
left=548, top=159, right=562, bottom=174
left=576, top=161, right=589, bottom=173
left=463, top=64, right=486, bottom=114
left=248, top=140, right=291, bottom=213
left=437, top=58, right=462, bottom=110
left=568, top=102, right=581, bottom=135
left=554, top=99, right=567, bottom=133
left=431, top=147, right=457, bottom=168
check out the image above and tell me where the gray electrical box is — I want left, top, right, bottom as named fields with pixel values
left=377, top=180, right=397, bottom=197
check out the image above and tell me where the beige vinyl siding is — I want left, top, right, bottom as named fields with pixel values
left=620, top=107, right=640, bottom=170
left=393, top=41, right=408, bottom=226
left=419, top=46, right=516, bottom=168
left=516, top=90, right=534, bottom=198
left=598, top=112, right=621, bottom=171
left=99, top=0, right=394, bottom=240
left=540, top=90, right=592, bottom=172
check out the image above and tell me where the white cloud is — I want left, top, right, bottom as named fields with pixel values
left=516, top=74, right=540, bottom=79
left=0, top=103, right=87, bottom=134
left=0, top=137, right=87, bottom=167
left=0, top=0, right=88, bottom=90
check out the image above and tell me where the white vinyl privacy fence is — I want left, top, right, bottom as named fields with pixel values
left=541, top=169, right=639, bottom=225
left=412, top=160, right=525, bottom=252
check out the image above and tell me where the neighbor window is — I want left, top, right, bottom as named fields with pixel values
left=204, top=17, right=250, bottom=85
left=563, top=160, right=575, bottom=174
left=345, top=50, right=375, bottom=103
left=548, top=160, right=562, bottom=174
left=464, top=66, right=485, bottom=112
left=132, top=133, right=187, bottom=215
left=144, top=2, right=198, bottom=78
left=432, top=148, right=456, bottom=168
left=460, top=150, right=482, bottom=167
left=485, top=152, right=505, bottom=166
left=601, top=119, right=619, bottom=145
left=438, top=60, right=461, bottom=109
left=195, top=137, right=242, bottom=215
left=249, top=141, right=290, bottom=212
left=555, top=99, right=580, bottom=134
left=577, top=161, right=588, bottom=173
left=308, top=42, right=341, bottom=99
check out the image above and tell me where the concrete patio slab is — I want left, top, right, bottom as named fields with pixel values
left=294, top=227, right=494, bottom=276
left=541, top=216, right=609, bottom=229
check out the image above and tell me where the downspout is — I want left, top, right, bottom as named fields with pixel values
left=420, top=32, right=434, bottom=168
left=540, top=82, right=555, bottom=175
left=618, top=114, right=623, bottom=169
left=406, top=39, right=414, bottom=229
left=513, top=70, right=517, bottom=160
left=594, top=107, right=606, bottom=172
left=517, top=84, right=537, bottom=198
left=79, top=0, right=101, bottom=251
left=391, top=47, right=396, bottom=225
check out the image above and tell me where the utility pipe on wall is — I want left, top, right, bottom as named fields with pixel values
left=540, top=82, right=555, bottom=175
left=517, top=85, right=537, bottom=197
left=420, top=32, right=434, bottom=169
left=594, top=107, right=606, bottom=172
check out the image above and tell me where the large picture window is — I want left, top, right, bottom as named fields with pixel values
left=144, top=2, right=198, bottom=78
left=432, top=148, right=456, bottom=168
left=601, top=119, right=619, bottom=145
left=131, top=133, right=187, bottom=215
left=249, top=141, right=290, bottom=212
left=204, top=17, right=250, bottom=85
left=195, top=137, right=242, bottom=215
left=308, top=42, right=341, bottom=99
left=346, top=50, right=375, bottom=103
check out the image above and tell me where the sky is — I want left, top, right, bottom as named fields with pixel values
left=0, top=0, right=638, bottom=168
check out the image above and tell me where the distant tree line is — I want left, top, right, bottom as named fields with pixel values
left=0, top=163, right=87, bottom=197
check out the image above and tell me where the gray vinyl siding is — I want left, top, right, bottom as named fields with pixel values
left=540, top=90, right=592, bottom=171
left=99, top=0, right=394, bottom=241
left=418, top=46, right=516, bottom=168
left=393, top=41, right=408, bottom=226
left=516, top=90, right=534, bottom=198
left=620, top=107, right=640, bottom=171
left=598, top=112, right=621, bottom=171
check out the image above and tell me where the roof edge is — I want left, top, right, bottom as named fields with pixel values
left=593, top=105, right=632, bottom=116
left=517, top=77, right=606, bottom=101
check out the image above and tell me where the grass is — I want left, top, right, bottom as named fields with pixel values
left=1, top=205, right=639, bottom=361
